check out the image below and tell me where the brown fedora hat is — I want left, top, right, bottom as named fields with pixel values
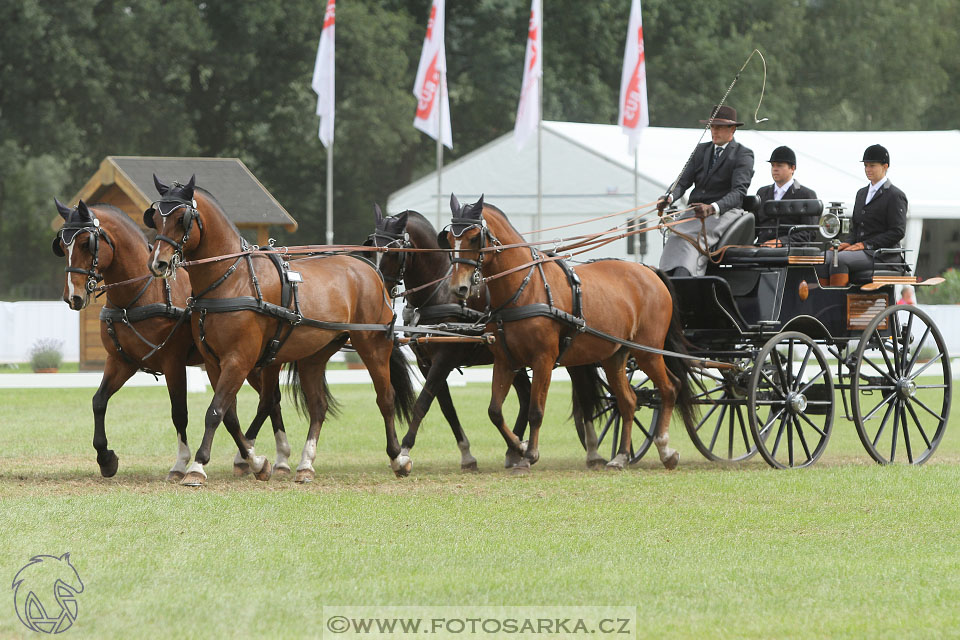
left=699, top=105, right=744, bottom=126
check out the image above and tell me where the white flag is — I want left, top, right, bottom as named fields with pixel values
left=514, top=0, right=542, bottom=150
left=412, top=0, right=452, bottom=149
left=311, top=0, right=336, bottom=147
left=618, top=0, right=649, bottom=154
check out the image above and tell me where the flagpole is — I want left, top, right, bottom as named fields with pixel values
left=535, top=0, right=543, bottom=242
left=436, top=72, right=444, bottom=230
left=326, top=144, right=334, bottom=245
left=633, top=150, right=639, bottom=261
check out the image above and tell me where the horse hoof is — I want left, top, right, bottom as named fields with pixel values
left=461, top=460, right=479, bottom=473
left=392, top=455, right=412, bottom=478
left=180, top=471, right=206, bottom=487
left=98, top=450, right=119, bottom=478
left=663, top=450, right=680, bottom=470
left=510, top=459, right=531, bottom=475
left=605, top=456, right=626, bottom=471
left=586, top=457, right=608, bottom=470
left=295, top=468, right=315, bottom=484
left=166, top=470, right=185, bottom=483
left=273, top=464, right=291, bottom=478
left=504, top=449, right=524, bottom=469
left=524, top=449, right=540, bottom=466
left=233, top=462, right=251, bottom=476
left=254, top=459, right=273, bottom=482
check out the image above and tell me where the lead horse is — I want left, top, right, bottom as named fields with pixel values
left=443, top=195, right=698, bottom=469
left=53, top=200, right=291, bottom=480
left=146, top=176, right=415, bottom=484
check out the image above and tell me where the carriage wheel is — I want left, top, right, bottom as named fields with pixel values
left=851, top=305, right=951, bottom=465
left=578, top=362, right=658, bottom=464
left=748, top=332, right=835, bottom=469
left=685, top=361, right=759, bottom=462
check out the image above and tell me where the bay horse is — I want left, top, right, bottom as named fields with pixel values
left=146, top=175, right=415, bottom=484
left=366, top=206, right=541, bottom=471
left=443, top=195, right=697, bottom=470
left=53, top=200, right=291, bottom=480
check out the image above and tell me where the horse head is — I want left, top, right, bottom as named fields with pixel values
left=363, top=204, right=410, bottom=296
left=146, top=174, right=202, bottom=278
left=443, top=193, right=492, bottom=300
left=53, top=199, right=115, bottom=310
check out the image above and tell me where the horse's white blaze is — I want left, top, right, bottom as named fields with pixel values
left=170, top=433, right=191, bottom=475
left=297, top=437, right=317, bottom=471
left=66, top=243, right=76, bottom=300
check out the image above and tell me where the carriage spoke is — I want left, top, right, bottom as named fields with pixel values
left=901, top=403, right=914, bottom=464
left=915, top=384, right=949, bottom=389
left=794, top=345, right=813, bottom=391
left=694, top=401, right=722, bottom=431
left=707, top=404, right=728, bottom=452
left=904, top=399, right=933, bottom=450
left=770, top=412, right=788, bottom=458
left=797, top=369, right=826, bottom=395
left=872, top=400, right=896, bottom=449
left=759, top=368, right=787, bottom=400
left=786, top=340, right=795, bottom=388
left=860, top=354, right=897, bottom=385
left=874, top=329, right=898, bottom=380
left=904, top=325, right=931, bottom=374
left=900, top=311, right=915, bottom=372
left=890, top=403, right=901, bottom=462
left=758, top=406, right=786, bottom=440
left=862, top=391, right=896, bottom=423
left=772, top=350, right=791, bottom=394
left=909, top=353, right=944, bottom=380
left=727, top=403, right=736, bottom=459
left=793, top=415, right=813, bottom=463
left=796, top=411, right=828, bottom=438
left=737, top=405, right=752, bottom=453
left=911, top=395, right=945, bottom=423
left=787, top=414, right=795, bottom=467
left=889, top=314, right=903, bottom=375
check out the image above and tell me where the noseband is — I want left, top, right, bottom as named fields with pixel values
left=365, top=230, right=410, bottom=298
left=56, top=218, right=115, bottom=293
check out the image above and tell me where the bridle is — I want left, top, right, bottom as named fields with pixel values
left=53, top=217, right=115, bottom=294
left=145, top=192, right=203, bottom=271
left=364, top=229, right=410, bottom=299
left=438, top=216, right=502, bottom=290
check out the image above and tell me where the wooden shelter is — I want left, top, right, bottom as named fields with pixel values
left=58, top=156, right=298, bottom=370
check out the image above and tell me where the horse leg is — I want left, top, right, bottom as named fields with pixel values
left=163, top=365, right=192, bottom=483
left=520, top=355, right=555, bottom=469
left=487, top=361, right=528, bottom=469
left=294, top=347, right=339, bottom=483
left=91, top=356, right=137, bottom=478
left=401, top=354, right=476, bottom=471
left=505, top=368, right=532, bottom=468
left=235, top=366, right=290, bottom=477
left=183, top=359, right=268, bottom=486
left=602, top=350, right=638, bottom=470
left=355, top=337, right=405, bottom=476
left=642, top=355, right=680, bottom=470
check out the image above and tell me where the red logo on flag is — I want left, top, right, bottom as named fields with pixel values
left=527, top=12, right=538, bottom=70
left=622, top=26, right=645, bottom=128
left=426, top=5, right=437, bottom=41
left=416, top=53, right=439, bottom=119
left=323, top=0, right=335, bottom=28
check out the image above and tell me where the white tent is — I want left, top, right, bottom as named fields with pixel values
left=388, top=122, right=960, bottom=273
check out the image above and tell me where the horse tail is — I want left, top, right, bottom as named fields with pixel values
left=653, top=268, right=699, bottom=430
left=568, top=364, right=606, bottom=426
left=389, top=346, right=417, bottom=425
left=284, top=361, right=339, bottom=420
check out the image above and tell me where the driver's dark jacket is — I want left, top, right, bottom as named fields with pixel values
left=844, top=180, right=907, bottom=262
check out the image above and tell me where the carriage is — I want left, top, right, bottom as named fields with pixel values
left=588, top=197, right=952, bottom=469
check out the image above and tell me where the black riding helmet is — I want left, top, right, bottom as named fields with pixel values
left=862, top=144, right=890, bottom=165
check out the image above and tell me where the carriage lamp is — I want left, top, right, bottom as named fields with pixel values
left=818, top=213, right=841, bottom=239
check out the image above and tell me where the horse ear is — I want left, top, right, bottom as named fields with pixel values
left=470, top=194, right=485, bottom=219
left=77, top=200, right=92, bottom=219
left=449, top=193, right=460, bottom=216
left=185, top=174, right=196, bottom=194
left=154, top=174, right=170, bottom=195
left=374, top=203, right=384, bottom=226
left=395, top=210, right=409, bottom=228
left=54, top=198, right=73, bottom=219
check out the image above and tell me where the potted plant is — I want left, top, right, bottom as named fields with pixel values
left=30, top=339, right=64, bottom=373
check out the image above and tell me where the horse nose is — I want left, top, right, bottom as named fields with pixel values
left=150, top=259, right=168, bottom=277
left=454, top=284, right=470, bottom=300
left=70, top=295, right=85, bottom=310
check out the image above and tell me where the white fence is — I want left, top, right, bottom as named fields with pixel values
left=0, top=301, right=79, bottom=363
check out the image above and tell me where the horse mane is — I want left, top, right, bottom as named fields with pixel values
left=88, top=203, right=150, bottom=249
left=481, top=202, right=525, bottom=243
left=195, top=185, right=245, bottom=240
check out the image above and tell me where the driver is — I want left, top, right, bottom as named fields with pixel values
left=816, top=144, right=907, bottom=287
left=656, top=105, right=755, bottom=276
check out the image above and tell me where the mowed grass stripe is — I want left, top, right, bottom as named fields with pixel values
left=2, top=384, right=959, bottom=639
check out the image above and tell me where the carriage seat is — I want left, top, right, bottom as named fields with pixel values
left=850, top=247, right=911, bottom=284
left=709, top=194, right=759, bottom=253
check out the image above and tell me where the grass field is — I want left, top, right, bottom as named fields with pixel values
left=2, top=380, right=959, bottom=639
